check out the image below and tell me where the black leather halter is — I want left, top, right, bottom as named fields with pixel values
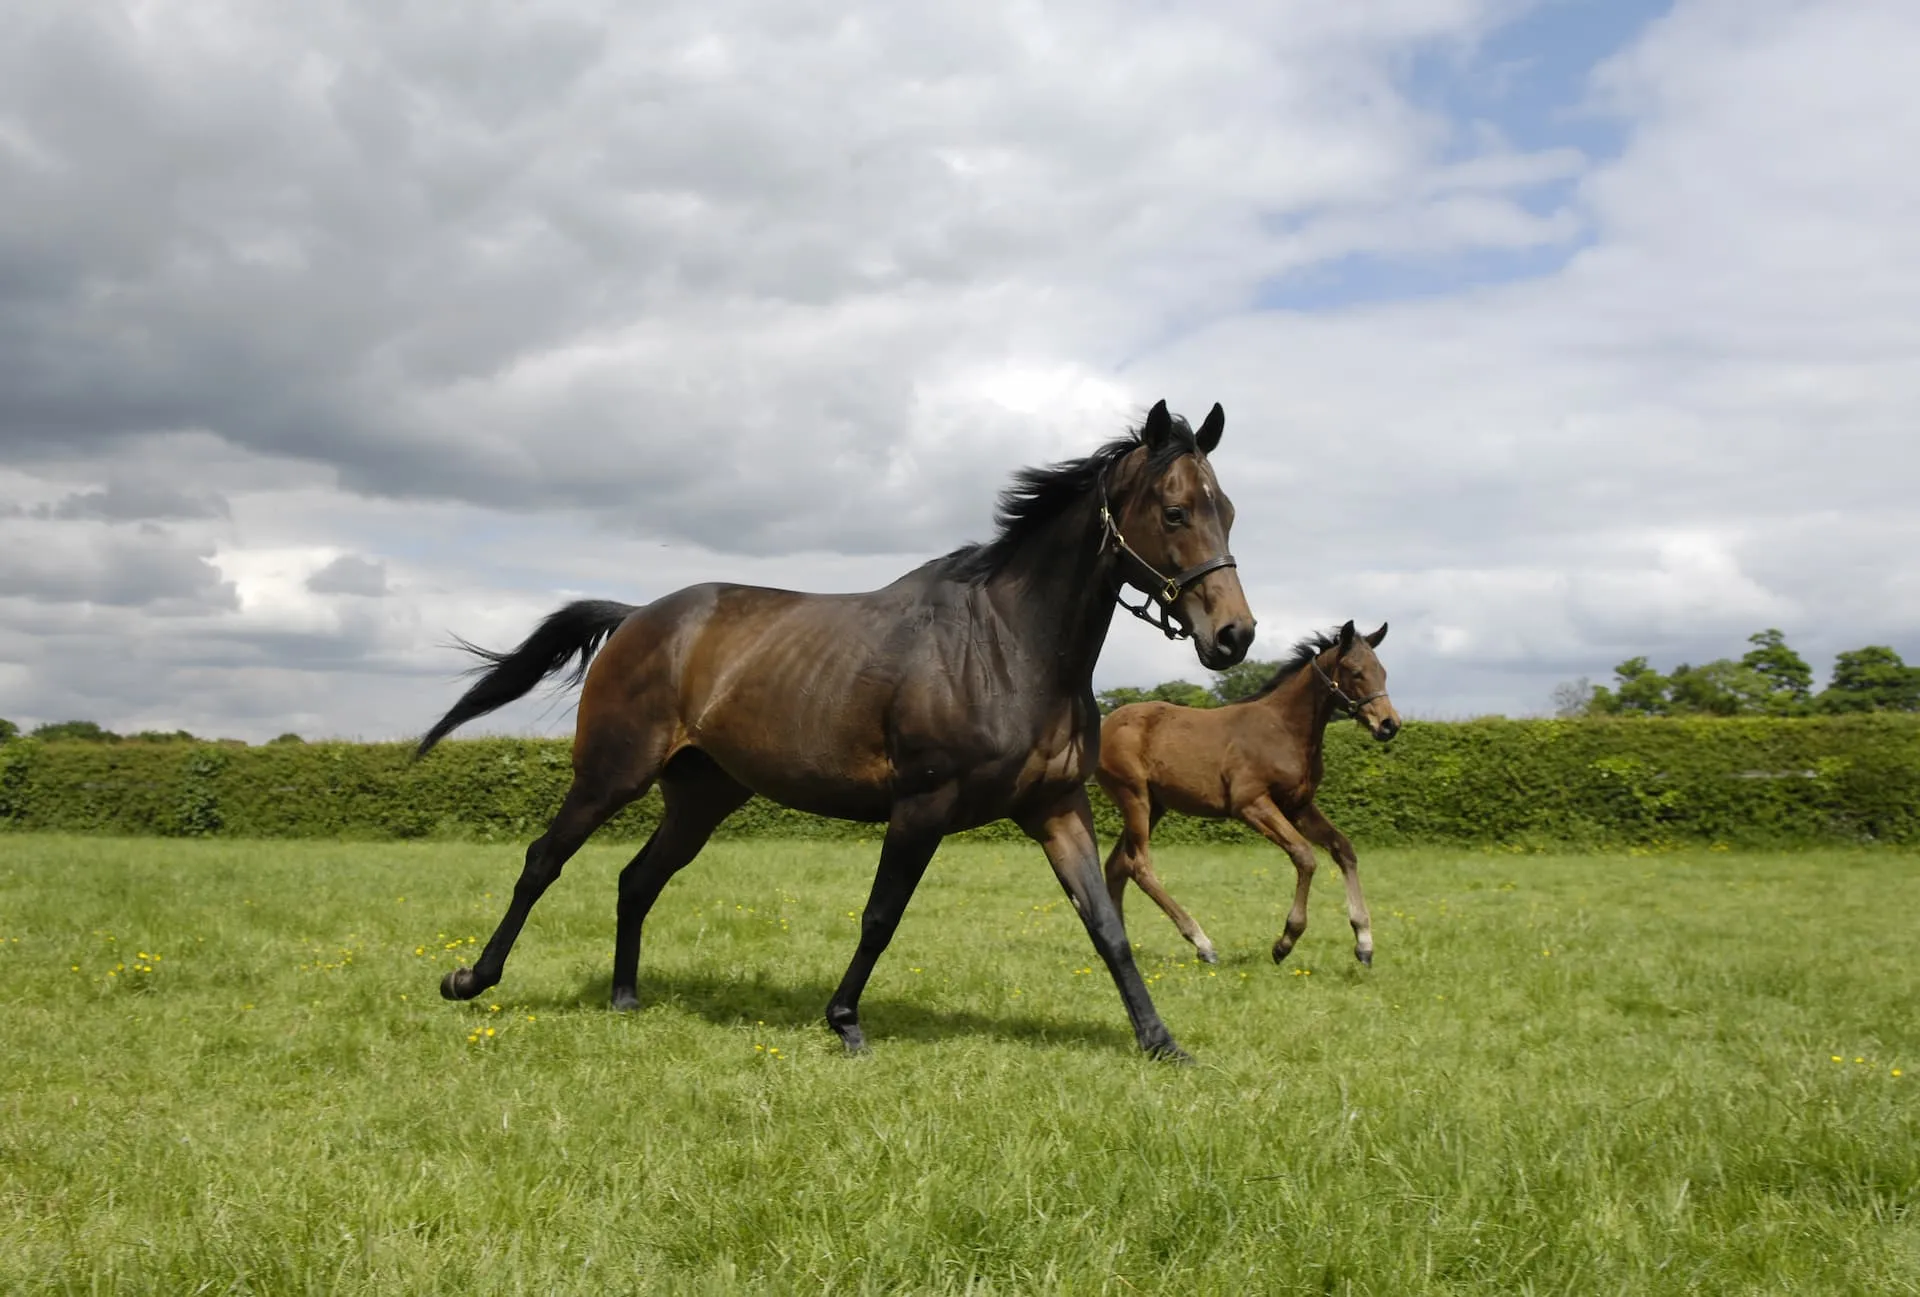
left=1312, top=658, right=1387, bottom=716
left=1097, top=478, right=1237, bottom=641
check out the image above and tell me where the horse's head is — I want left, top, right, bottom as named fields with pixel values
left=1322, top=620, right=1400, bottom=741
left=1107, top=401, right=1256, bottom=670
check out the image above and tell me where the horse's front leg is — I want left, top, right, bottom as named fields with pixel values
left=1021, top=788, right=1187, bottom=1060
left=1238, top=795, right=1321, bottom=964
left=1295, top=802, right=1373, bottom=966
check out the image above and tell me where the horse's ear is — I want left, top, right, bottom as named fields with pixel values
left=1140, top=400, right=1172, bottom=450
left=1365, top=621, right=1388, bottom=648
left=1195, top=403, right=1225, bottom=454
left=1339, top=620, right=1356, bottom=652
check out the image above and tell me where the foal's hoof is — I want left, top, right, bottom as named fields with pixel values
left=1271, top=942, right=1293, bottom=965
left=1147, top=1040, right=1194, bottom=1065
left=1195, top=943, right=1219, bottom=965
left=440, top=967, right=482, bottom=1001
left=1356, top=948, right=1374, bottom=967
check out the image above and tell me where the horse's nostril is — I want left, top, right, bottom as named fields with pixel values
left=1216, top=621, right=1251, bottom=657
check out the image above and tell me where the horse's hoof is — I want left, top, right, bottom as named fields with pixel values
left=1148, top=1040, right=1194, bottom=1065
left=1196, top=944, right=1219, bottom=965
left=609, top=989, right=641, bottom=1013
left=440, top=967, right=479, bottom=1001
left=1272, top=943, right=1292, bottom=964
left=1356, top=949, right=1373, bottom=967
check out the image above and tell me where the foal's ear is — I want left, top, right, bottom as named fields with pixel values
left=1338, top=620, right=1356, bottom=652
left=1195, top=403, right=1225, bottom=454
left=1365, top=621, right=1388, bottom=648
left=1140, top=400, right=1173, bottom=449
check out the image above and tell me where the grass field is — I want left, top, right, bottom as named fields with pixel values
left=1, top=834, right=1916, bottom=1294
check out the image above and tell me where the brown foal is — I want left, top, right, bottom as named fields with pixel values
left=1096, top=621, right=1399, bottom=966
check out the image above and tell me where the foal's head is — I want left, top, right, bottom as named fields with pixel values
left=1109, top=401, right=1256, bottom=670
left=1323, top=620, right=1401, bottom=741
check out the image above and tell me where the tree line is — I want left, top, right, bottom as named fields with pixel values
left=0, top=720, right=303, bottom=745
left=1555, top=630, right=1919, bottom=718
left=1096, top=628, right=1918, bottom=719
left=7, top=628, right=1913, bottom=739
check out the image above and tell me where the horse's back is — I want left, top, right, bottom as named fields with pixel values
left=1101, top=699, right=1287, bottom=819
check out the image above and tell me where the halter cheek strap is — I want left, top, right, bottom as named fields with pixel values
left=1311, top=658, right=1387, bottom=717
left=1097, top=478, right=1237, bottom=641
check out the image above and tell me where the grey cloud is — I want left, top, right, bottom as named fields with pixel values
left=306, top=554, right=390, bottom=597
left=39, top=480, right=231, bottom=522
left=0, top=526, right=238, bottom=610
left=0, top=0, right=1570, bottom=559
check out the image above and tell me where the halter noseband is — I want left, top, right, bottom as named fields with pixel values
left=1311, top=657, right=1387, bottom=717
left=1097, top=476, right=1237, bottom=641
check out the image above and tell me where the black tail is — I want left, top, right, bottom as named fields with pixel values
left=415, top=599, right=639, bottom=759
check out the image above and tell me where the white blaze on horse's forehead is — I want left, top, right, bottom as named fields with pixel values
left=1194, top=457, right=1220, bottom=502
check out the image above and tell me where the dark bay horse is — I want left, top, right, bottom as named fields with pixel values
left=416, top=401, right=1254, bottom=1059
left=1095, top=621, right=1399, bottom=967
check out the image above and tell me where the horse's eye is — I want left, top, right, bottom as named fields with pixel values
left=1163, top=507, right=1187, bottom=527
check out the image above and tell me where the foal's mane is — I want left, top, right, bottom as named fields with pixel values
left=938, top=413, right=1199, bottom=584
left=1240, top=628, right=1343, bottom=703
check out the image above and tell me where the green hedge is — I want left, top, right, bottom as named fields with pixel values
left=2, top=715, right=1917, bottom=848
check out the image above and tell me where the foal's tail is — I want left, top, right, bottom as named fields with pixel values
left=414, top=599, right=639, bottom=759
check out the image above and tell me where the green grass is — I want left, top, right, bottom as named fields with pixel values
left=1, top=835, right=1916, bottom=1295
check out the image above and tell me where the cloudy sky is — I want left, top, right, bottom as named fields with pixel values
left=2, top=0, right=1915, bottom=742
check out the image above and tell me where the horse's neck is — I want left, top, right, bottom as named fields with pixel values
left=1259, top=656, right=1338, bottom=753
left=986, top=495, right=1119, bottom=688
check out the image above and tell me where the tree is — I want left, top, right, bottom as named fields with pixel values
left=1208, top=658, right=1283, bottom=705
left=1665, top=659, right=1771, bottom=716
left=1816, top=646, right=1920, bottom=713
left=128, top=729, right=199, bottom=743
left=1740, top=629, right=1812, bottom=714
left=269, top=732, right=306, bottom=745
left=1550, top=677, right=1593, bottom=719
left=1097, top=680, right=1218, bottom=714
left=0, top=718, right=18, bottom=743
left=1587, top=657, right=1670, bottom=716
left=30, top=720, right=120, bottom=742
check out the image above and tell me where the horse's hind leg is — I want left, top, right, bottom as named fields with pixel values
left=609, top=752, right=752, bottom=1011
left=1239, top=795, right=1321, bottom=965
left=1296, top=803, right=1373, bottom=966
left=824, top=811, right=943, bottom=1055
left=441, top=771, right=641, bottom=1002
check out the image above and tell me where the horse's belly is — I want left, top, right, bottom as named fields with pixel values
left=693, top=733, right=894, bottom=824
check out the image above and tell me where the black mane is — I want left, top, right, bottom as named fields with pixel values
left=1240, top=628, right=1342, bottom=702
left=938, top=413, right=1199, bottom=584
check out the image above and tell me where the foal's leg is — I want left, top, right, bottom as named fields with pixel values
left=441, top=776, right=636, bottom=1001
left=1295, top=803, right=1374, bottom=966
left=1100, top=785, right=1215, bottom=958
left=609, top=760, right=752, bottom=1011
left=1113, top=790, right=1213, bottom=963
left=824, top=814, right=942, bottom=1055
left=1239, top=795, right=1322, bottom=965
left=1023, top=788, right=1186, bottom=1060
